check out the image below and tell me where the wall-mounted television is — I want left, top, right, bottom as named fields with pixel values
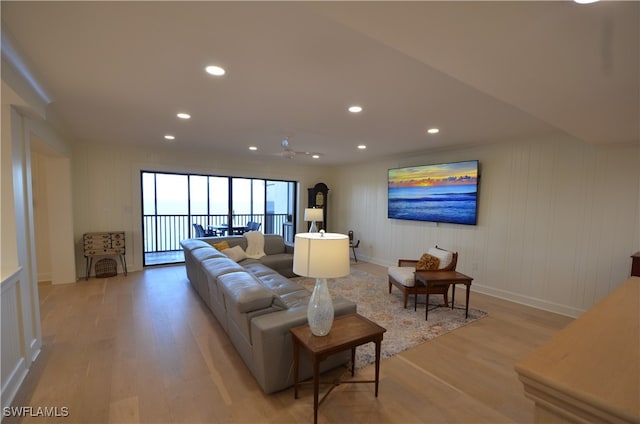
left=388, top=160, right=479, bottom=225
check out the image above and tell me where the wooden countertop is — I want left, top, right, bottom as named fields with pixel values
left=516, top=276, right=639, bottom=423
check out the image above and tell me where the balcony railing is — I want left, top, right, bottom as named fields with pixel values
left=143, top=213, right=291, bottom=254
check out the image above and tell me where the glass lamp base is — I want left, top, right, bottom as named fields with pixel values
left=307, top=277, right=334, bottom=336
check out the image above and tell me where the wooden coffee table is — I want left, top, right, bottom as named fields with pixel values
left=414, top=271, right=474, bottom=320
left=290, top=313, right=386, bottom=424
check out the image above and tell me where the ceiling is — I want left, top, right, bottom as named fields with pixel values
left=2, top=1, right=638, bottom=166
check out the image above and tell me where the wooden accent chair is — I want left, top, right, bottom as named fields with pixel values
left=388, top=246, right=458, bottom=308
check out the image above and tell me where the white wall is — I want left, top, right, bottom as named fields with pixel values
left=1, top=84, right=28, bottom=414
left=31, top=152, right=51, bottom=282
left=69, top=133, right=639, bottom=317
left=331, top=134, right=640, bottom=317
left=1, top=84, right=21, bottom=274
left=70, top=141, right=334, bottom=277
left=44, top=156, right=76, bottom=283
left=29, top=130, right=76, bottom=285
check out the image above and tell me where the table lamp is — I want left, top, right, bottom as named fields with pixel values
left=304, top=208, right=324, bottom=233
left=293, top=231, right=350, bottom=336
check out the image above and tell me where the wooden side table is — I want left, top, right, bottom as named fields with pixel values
left=290, top=313, right=386, bottom=424
left=414, top=270, right=473, bottom=320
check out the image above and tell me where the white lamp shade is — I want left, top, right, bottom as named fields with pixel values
left=304, top=208, right=324, bottom=222
left=293, top=233, right=350, bottom=278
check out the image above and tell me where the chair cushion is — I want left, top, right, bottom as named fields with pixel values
left=388, top=266, right=416, bottom=287
left=428, top=247, right=453, bottom=269
left=416, top=253, right=440, bottom=270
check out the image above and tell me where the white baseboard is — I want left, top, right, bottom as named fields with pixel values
left=37, top=271, right=51, bottom=283
left=1, top=358, right=28, bottom=414
left=472, top=284, right=584, bottom=318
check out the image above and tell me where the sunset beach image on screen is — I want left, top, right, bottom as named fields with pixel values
left=387, top=160, right=479, bottom=225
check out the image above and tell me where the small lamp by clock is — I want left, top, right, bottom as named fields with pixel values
left=304, top=208, right=324, bottom=233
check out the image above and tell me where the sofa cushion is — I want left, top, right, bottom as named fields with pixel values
left=206, top=235, right=272, bottom=253
left=273, top=289, right=311, bottom=309
left=192, top=246, right=224, bottom=262
left=263, top=235, right=285, bottom=255
left=201, top=256, right=245, bottom=278
left=388, top=266, right=416, bottom=287
left=180, top=239, right=213, bottom=253
left=257, top=272, right=307, bottom=295
left=260, top=253, right=295, bottom=276
left=241, top=262, right=276, bottom=277
left=218, top=271, right=275, bottom=314
left=225, top=237, right=249, bottom=250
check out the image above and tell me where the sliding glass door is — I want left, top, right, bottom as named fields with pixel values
left=142, top=171, right=297, bottom=266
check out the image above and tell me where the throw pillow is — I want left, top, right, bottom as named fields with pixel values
left=221, top=245, right=247, bottom=262
left=212, top=240, right=230, bottom=251
left=416, top=253, right=440, bottom=270
left=427, top=247, right=453, bottom=269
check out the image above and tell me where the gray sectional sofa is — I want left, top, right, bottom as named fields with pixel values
left=180, top=234, right=357, bottom=394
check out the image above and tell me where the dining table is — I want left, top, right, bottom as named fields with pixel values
left=209, top=224, right=247, bottom=236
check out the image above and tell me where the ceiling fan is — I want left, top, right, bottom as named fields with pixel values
left=278, top=137, right=322, bottom=159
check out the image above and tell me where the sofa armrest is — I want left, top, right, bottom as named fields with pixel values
left=250, top=298, right=357, bottom=393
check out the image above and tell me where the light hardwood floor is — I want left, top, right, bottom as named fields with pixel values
left=7, top=262, right=573, bottom=424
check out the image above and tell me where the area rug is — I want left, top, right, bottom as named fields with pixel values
left=292, top=269, right=487, bottom=370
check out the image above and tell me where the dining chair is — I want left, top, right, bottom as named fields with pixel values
left=193, top=223, right=206, bottom=237
left=246, top=221, right=262, bottom=232
left=348, top=230, right=360, bottom=263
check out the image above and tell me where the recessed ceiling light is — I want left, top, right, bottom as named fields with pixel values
left=357, top=145, right=367, bottom=150
left=574, top=0, right=599, bottom=3
left=177, top=113, right=191, bottom=119
left=348, top=106, right=363, bottom=113
left=312, top=154, right=320, bottom=159
left=205, top=65, right=226, bottom=76
left=164, top=135, right=175, bottom=140
left=249, top=146, right=258, bottom=151
left=427, top=128, right=440, bottom=134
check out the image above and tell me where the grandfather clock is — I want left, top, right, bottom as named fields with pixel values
left=307, top=182, right=329, bottom=232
